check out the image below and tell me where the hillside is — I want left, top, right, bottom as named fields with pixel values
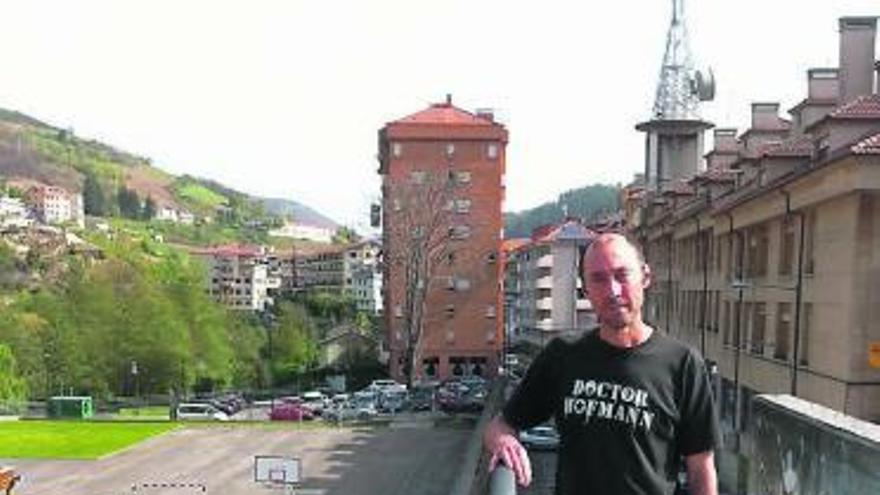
left=0, top=106, right=336, bottom=238
left=504, top=184, right=620, bottom=238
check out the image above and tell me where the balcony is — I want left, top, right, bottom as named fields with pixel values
left=536, top=297, right=553, bottom=310
left=536, top=276, right=552, bottom=289
left=537, top=254, right=553, bottom=268
left=535, top=319, right=554, bottom=331
left=576, top=299, right=593, bottom=311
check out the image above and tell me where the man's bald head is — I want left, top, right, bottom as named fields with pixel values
left=582, top=233, right=645, bottom=269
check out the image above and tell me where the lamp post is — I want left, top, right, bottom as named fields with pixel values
left=730, top=279, right=749, bottom=452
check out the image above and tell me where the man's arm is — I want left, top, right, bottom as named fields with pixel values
left=482, top=415, right=532, bottom=487
left=685, top=451, right=717, bottom=495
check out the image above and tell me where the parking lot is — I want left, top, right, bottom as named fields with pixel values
left=2, top=415, right=473, bottom=495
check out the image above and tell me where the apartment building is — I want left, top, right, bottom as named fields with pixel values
left=379, top=96, right=506, bottom=381
left=625, top=16, right=880, bottom=424
left=344, top=239, right=382, bottom=315
left=27, top=185, right=84, bottom=228
left=192, top=244, right=282, bottom=311
left=504, top=220, right=597, bottom=348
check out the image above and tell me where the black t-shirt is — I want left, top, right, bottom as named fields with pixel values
left=503, top=329, right=720, bottom=495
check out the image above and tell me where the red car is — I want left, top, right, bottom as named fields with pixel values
left=269, top=402, right=314, bottom=421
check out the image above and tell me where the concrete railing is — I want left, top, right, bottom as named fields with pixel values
left=447, top=378, right=508, bottom=495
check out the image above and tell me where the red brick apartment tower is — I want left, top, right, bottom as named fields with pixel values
left=378, top=96, right=507, bottom=382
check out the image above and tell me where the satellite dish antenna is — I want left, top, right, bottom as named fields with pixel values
left=691, top=68, right=715, bottom=101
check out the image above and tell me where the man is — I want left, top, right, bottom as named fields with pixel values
left=483, top=233, right=719, bottom=495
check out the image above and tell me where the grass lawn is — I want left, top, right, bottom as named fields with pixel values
left=0, top=421, right=178, bottom=459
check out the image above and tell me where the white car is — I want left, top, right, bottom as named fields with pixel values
left=301, top=391, right=329, bottom=414
left=176, top=403, right=229, bottom=421
left=519, top=426, right=560, bottom=451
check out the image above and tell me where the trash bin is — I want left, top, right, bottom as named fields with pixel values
left=48, top=396, right=93, bottom=419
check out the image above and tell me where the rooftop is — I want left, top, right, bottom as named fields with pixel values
left=851, top=131, right=880, bottom=155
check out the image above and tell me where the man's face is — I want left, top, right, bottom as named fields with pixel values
left=583, top=238, right=650, bottom=330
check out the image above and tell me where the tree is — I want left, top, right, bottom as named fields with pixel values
left=384, top=171, right=453, bottom=387
left=142, top=195, right=157, bottom=220
left=83, top=172, right=105, bottom=216
left=117, top=187, right=141, bottom=219
left=0, top=344, right=27, bottom=412
left=332, top=226, right=361, bottom=244
left=271, top=301, right=318, bottom=384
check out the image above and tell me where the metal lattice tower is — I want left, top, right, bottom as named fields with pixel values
left=652, top=0, right=704, bottom=120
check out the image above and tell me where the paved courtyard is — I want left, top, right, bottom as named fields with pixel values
left=1, top=418, right=472, bottom=495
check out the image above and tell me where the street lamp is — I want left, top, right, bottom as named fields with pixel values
left=730, top=279, right=750, bottom=451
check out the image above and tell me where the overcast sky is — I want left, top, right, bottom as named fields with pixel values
left=0, top=1, right=877, bottom=230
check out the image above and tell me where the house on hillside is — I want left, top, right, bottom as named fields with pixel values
left=0, top=196, right=32, bottom=229
left=191, top=244, right=282, bottom=311
left=26, top=185, right=84, bottom=228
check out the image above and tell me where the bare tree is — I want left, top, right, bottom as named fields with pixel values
left=383, top=170, right=454, bottom=386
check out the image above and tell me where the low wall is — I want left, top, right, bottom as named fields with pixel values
left=748, top=394, right=880, bottom=495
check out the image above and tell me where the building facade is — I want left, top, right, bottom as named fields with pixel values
left=504, top=220, right=597, bottom=349
left=625, top=16, right=880, bottom=426
left=192, top=244, right=282, bottom=311
left=379, top=96, right=506, bottom=381
left=27, top=185, right=84, bottom=228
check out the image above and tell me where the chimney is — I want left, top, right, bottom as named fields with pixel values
left=475, top=108, right=495, bottom=122
left=445, top=93, right=453, bottom=105
left=807, top=68, right=839, bottom=100
left=838, top=16, right=877, bottom=103
left=713, top=128, right=738, bottom=152
left=751, top=103, right=780, bottom=130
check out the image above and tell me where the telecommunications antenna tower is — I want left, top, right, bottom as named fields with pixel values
left=651, top=0, right=715, bottom=121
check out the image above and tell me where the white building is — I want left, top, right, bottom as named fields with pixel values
left=27, top=185, right=84, bottom=228
left=0, top=196, right=31, bottom=228
left=505, top=220, right=597, bottom=348
left=192, top=244, right=282, bottom=311
left=345, top=240, right=382, bottom=315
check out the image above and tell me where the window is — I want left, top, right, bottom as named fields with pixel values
left=804, top=211, right=816, bottom=275
left=394, top=305, right=403, bottom=318
left=487, top=143, right=498, bottom=159
left=454, top=277, right=471, bottom=291
left=445, top=304, right=455, bottom=318
left=449, top=225, right=471, bottom=240
left=454, top=171, right=471, bottom=184
left=392, top=142, right=402, bottom=158
left=779, top=218, right=795, bottom=276
left=454, top=199, right=471, bottom=214
left=445, top=329, right=455, bottom=344
left=410, top=170, right=426, bottom=184
left=750, top=303, right=766, bottom=355
left=486, top=305, right=496, bottom=318
left=445, top=143, right=455, bottom=157
left=746, top=225, right=768, bottom=278
left=799, top=303, right=812, bottom=366
left=774, top=303, right=791, bottom=360
left=486, top=252, right=497, bottom=264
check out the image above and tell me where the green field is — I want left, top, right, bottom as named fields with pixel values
left=0, top=421, right=178, bottom=459
left=116, top=406, right=170, bottom=419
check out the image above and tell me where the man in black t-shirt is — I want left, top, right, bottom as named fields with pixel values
left=483, top=233, right=720, bottom=495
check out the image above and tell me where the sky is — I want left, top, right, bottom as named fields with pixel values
left=0, top=1, right=877, bottom=231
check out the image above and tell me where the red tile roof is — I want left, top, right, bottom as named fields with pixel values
left=394, top=102, right=494, bottom=126
left=690, top=168, right=737, bottom=184
left=851, top=131, right=880, bottom=155
left=661, top=180, right=695, bottom=196
left=828, top=94, right=880, bottom=119
left=758, top=135, right=814, bottom=158
left=501, top=238, right=530, bottom=253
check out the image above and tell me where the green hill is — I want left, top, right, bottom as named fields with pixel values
left=0, top=106, right=336, bottom=243
left=504, top=184, right=620, bottom=238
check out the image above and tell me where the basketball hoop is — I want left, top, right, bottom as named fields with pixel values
left=255, top=456, right=301, bottom=494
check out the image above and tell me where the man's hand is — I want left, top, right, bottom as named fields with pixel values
left=483, top=415, right=532, bottom=486
left=685, top=450, right=718, bottom=495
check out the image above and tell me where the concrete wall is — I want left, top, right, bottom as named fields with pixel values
left=747, top=395, right=880, bottom=495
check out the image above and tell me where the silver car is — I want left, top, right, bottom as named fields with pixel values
left=519, top=426, right=560, bottom=451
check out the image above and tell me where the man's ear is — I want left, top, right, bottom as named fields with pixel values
left=641, top=263, right=652, bottom=290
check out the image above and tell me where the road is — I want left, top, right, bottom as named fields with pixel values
left=2, top=416, right=472, bottom=495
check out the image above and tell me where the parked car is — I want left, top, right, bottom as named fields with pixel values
left=324, top=402, right=375, bottom=421
left=301, top=391, right=329, bottom=415
left=378, top=389, right=409, bottom=413
left=410, top=383, right=437, bottom=411
left=269, top=402, right=314, bottom=421
left=519, top=426, right=560, bottom=451
left=176, top=403, right=229, bottom=421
